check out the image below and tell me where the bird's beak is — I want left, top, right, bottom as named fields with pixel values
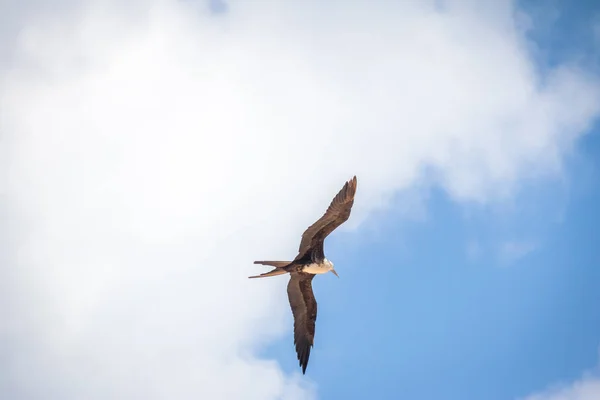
left=331, top=269, right=339, bottom=278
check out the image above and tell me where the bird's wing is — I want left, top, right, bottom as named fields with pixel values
left=295, top=175, right=357, bottom=261
left=287, top=272, right=317, bottom=374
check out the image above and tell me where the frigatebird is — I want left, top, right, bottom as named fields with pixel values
left=249, top=176, right=358, bottom=374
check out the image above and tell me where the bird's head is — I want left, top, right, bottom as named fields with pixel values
left=324, top=258, right=339, bottom=278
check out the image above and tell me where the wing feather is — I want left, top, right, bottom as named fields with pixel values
left=287, top=272, right=317, bottom=374
left=295, top=176, right=357, bottom=261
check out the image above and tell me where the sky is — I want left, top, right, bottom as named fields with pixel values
left=1, top=0, right=600, bottom=399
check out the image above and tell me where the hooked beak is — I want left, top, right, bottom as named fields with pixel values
left=330, top=269, right=339, bottom=278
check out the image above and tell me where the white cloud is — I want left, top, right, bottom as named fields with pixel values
left=520, top=356, right=600, bottom=400
left=1, top=0, right=599, bottom=398
left=522, top=379, right=600, bottom=400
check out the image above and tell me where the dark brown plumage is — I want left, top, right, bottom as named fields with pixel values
left=287, top=273, right=317, bottom=374
left=249, top=176, right=358, bottom=374
left=295, top=175, right=358, bottom=263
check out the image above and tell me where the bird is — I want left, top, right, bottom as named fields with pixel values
left=249, top=175, right=358, bottom=374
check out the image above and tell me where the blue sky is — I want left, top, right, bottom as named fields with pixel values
left=2, top=1, right=600, bottom=399
left=271, top=134, right=600, bottom=400
left=262, top=134, right=600, bottom=399
left=260, top=1, right=600, bottom=399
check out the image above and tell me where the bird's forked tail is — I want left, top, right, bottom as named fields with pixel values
left=249, top=261, right=291, bottom=279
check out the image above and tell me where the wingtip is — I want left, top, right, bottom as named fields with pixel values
left=346, top=175, right=358, bottom=194
left=300, top=359, right=308, bottom=375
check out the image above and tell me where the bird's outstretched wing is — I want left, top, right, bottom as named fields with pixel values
left=287, top=272, right=317, bottom=374
left=295, top=176, right=357, bottom=261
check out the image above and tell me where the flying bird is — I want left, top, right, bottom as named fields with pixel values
left=249, top=175, right=358, bottom=374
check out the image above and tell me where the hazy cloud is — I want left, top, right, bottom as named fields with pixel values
left=499, top=239, right=540, bottom=264
left=523, top=379, right=600, bottom=400
left=521, top=355, right=600, bottom=400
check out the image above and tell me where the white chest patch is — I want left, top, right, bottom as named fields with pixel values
left=302, top=263, right=330, bottom=274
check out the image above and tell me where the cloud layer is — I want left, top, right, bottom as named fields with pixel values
left=2, top=0, right=599, bottom=398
